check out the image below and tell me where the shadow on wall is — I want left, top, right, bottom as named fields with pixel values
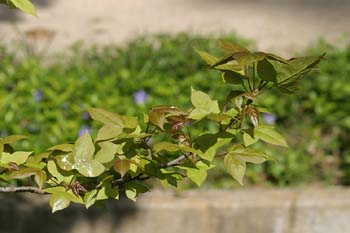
left=0, top=193, right=137, bottom=233
left=0, top=0, right=56, bottom=22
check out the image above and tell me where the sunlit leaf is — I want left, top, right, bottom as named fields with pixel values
left=254, top=125, right=288, bottom=147
left=188, top=88, right=220, bottom=120
left=88, top=108, right=124, bottom=128
left=95, top=141, right=119, bottom=164
left=96, top=124, right=123, bottom=141
left=72, top=132, right=95, bottom=161
left=9, top=0, right=37, bottom=16
left=186, top=161, right=212, bottom=187
left=49, top=192, right=71, bottom=213
left=193, top=47, right=219, bottom=66
left=224, top=154, right=246, bottom=185
left=218, top=39, right=249, bottom=54
left=114, top=159, right=131, bottom=177
left=48, top=144, right=74, bottom=152
left=10, top=167, right=47, bottom=188
left=228, top=145, right=271, bottom=164
left=0, top=151, right=32, bottom=165
left=75, top=160, right=105, bottom=177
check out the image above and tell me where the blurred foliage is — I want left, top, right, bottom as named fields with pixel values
left=0, top=34, right=348, bottom=187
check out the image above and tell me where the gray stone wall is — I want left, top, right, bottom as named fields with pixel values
left=1, top=188, right=350, bottom=233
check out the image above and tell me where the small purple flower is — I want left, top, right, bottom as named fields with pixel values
left=82, top=111, right=90, bottom=120
left=34, top=89, right=44, bottom=102
left=62, top=102, right=70, bottom=110
left=263, top=113, right=277, bottom=125
left=1, top=130, right=9, bottom=137
left=133, top=89, right=149, bottom=105
left=79, top=125, right=92, bottom=137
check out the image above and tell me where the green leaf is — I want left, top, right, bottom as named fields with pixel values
left=114, top=159, right=131, bottom=177
left=10, top=168, right=47, bottom=188
left=257, top=59, right=277, bottom=83
left=154, top=142, right=181, bottom=153
left=188, top=88, right=220, bottom=120
left=49, top=192, right=71, bottom=213
left=9, top=0, right=37, bottom=16
left=95, top=141, right=119, bottom=164
left=186, top=161, right=212, bottom=187
left=125, top=181, right=149, bottom=202
left=254, top=125, right=288, bottom=147
left=84, top=190, right=98, bottom=209
left=48, top=144, right=74, bottom=152
left=271, top=55, right=324, bottom=83
left=0, top=151, right=32, bottom=165
left=47, top=160, right=73, bottom=184
left=224, top=154, right=246, bottom=185
left=55, top=153, right=75, bottom=171
left=218, top=39, right=249, bottom=54
left=119, top=115, right=138, bottom=129
left=232, top=51, right=265, bottom=67
left=243, top=132, right=258, bottom=147
left=228, top=145, right=271, bottom=164
left=0, top=135, right=28, bottom=145
left=0, top=135, right=27, bottom=157
left=96, top=124, right=123, bottom=141
left=88, top=108, right=124, bottom=128
left=221, top=70, right=245, bottom=84
left=72, top=132, right=95, bottom=161
left=75, top=159, right=105, bottom=177
left=201, top=138, right=231, bottom=161
left=193, top=47, right=219, bottom=66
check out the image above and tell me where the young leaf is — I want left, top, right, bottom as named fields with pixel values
left=9, top=0, right=37, bottom=16
left=186, top=161, right=212, bottom=187
left=47, top=160, right=73, bottom=184
left=224, top=154, right=246, bottom=185
left=49, top=192, right=71, bottom=213
left=95, top=141, right=119, bottom=164
left=254, top=125, right=288, bottom=147
left=218, top=39, right=249, bottom=54
left=75, top=160, right=105, bottom=177
left=114, top=159, right=131, bottom=177
left=72, top=132, right=95, bottom=161
left=0, top=151, right=32, bottom=165
left=154, top=142, right=181, bottom=153
left=149, top=105, right=188, bottom=130
left=10, top=168, right=47, bottom=189
left=228, top=145, right=271, bottom=164
left=96, top=124, right=123, bottom=141
left=84, top=190, right=98, bottom=209
left=48, top=144, right=74, bottom=152
left=188, top=88, right=220, bottom=120
left=88, top=108, right=124, bottom=128
left=243, top=132, right=258, bottom=147
left=201, top=138, right=231, bottom=161
left=193, top=47, right=219, bottom=66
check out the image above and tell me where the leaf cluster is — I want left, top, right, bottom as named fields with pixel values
left=0, top=40, right=323, bottom=212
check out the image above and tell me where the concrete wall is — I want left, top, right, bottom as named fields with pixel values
left=1, top=188, right=350, bottom=233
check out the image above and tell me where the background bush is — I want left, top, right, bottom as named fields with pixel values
left=0, top=34, right=348, bottom=187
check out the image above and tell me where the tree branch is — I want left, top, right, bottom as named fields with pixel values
left=161, top=154, right=187, bottom=168
left=0, top=186, right=46, bottom=194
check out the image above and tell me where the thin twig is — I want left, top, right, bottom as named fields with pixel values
left=0, top=186, right=46, bottom=194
